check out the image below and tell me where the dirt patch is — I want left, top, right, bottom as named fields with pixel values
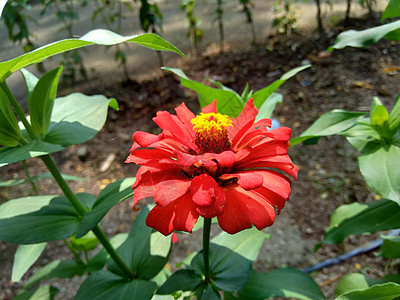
left=1, top=16, right=400, bottom=299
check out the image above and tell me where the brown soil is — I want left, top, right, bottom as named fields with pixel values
left=1, top=15, right=400, bottom=299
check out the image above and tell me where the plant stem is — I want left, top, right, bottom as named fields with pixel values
left=203, top=218, right=212, bottom=284
left=0, top=81, right=37, bottom=140
left=22, top=160, right=39, bottom=196
left=40, top=154, right=135, bottom=279
left=63, top=239, right=86, bottom=265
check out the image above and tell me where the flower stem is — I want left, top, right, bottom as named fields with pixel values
left=40, top=154, right=135, bottom=279
left=203, top=218, right=212, bottom=284
left=22, top=160, right=39, bottom=196
left=63, top=239, right=85, bottom=265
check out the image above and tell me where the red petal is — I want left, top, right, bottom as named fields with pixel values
left=240, top=157, right=298, bottom=180
left=190, top=174, right=219, bottom=206
left=153, top=111, right=193, bottom=142
left=228, top=99, right=258, bottom=143
left=173, top=193, right=199, bottom=232
left=146, top=203, right=176, bottom=236
left=195, top=186, right=226, bottom=218
left=204, top=151, right=235, bottom=168
left=202, top=100, right=217, bottom=113
left=220, top=171, right=263, bottom=190
left=154, top=180, right=191, bottom=206
left=132, top=131, right=161, bottom=147
left=175, top=102, right=196, bottom=139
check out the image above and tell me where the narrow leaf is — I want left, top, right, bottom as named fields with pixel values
left=12, top=243, right=47, bottom=282
left=13, top=285, right=59, bottom=300
left=382, top=0, right=400, bottom=21
left=77, top=177, right=135, bottom=237
left=0, top=87, right=24, bottom=147
left=0, top=30, right=184, bottom=80
left=20, top=69, right=39, bottom=101
left=336, top=283, right=400, bottom=300
left=255, top=92, right=283, bottom=121
left=358, top=145, right=400, bottom=204
left=75, top=270, right=157, bottom=300
left=336, top=273, right=400, bottom=296
left=378, top=235, right=400, bottom=258
left=388, top=94, right=400, bottom=134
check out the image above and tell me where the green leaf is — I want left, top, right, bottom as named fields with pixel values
left=157, top=269, right=203, bottom=295
left=0, top=1, right=8, bottom=18
left=336, top=273, right=400, bottom=296
left=107, top=206, right=171, bottom=280
left=28, top=67, right=63, bottom=136
left=191, top=228, right=269, bottom=293
left=0, top=194, right=92, bottom=244
left=234, top=268, right=325, bottom=300
left=343, top=121, right=381, bottom=153
left=13, top=285, right=59, bottom=300
left=12, top=243, right=47, bottom=282
left=44, top=93, right=117, bottom=147
left=255, top=92, right=283, bottom=121
left=0, top=140, right=64, bottom=168
left=163, top=67, right=244, bottom=117
left=382, top=0, right=400, bottom=21
left=87, top=233, right=128, bottom=273
left=0, top=30, right=184, bottom=80
left=329, top=20, right=400, bottom=51
left=370, top=98, right=389, bottom=128
left=378, top=235, right=400, bottom=258
left=252, top=64, right=310, bottom=109
left=321, top=200, right=400, bottom=245
left=70, top=231, right=99, bottom=251
left=290, top=110, right=367, bottom=146
left=358, top=145, right=400, bottom=204
left=0, top=87, right=24, bottom=147
left=76, top=178, right=135, bottom=238
left=388, top=94, right=400, bottom=134
left=75, top=270, right=157, bottom=300
left=23, top=260, right=86, bottom=290
left=336, top=283, right=400, bottom=300
left=20, top=69, right=39, bottom=101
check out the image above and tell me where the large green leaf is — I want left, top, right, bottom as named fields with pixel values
left=157, top=269, right=203, bottom=295
left=0, top=30, right=184, bottom=80
left=382, top=0, right=400, bottom=21
left=191, top=228, right=269, bottom=293
left=0, top=194, right=94, bottom=244
left=251, top=64, right=310, bottom=109
left=77, top=177, right=136, bottom=238
left=107, top=206, right=171, bottom=280
left=230, top=268, right=325, bottom=300
left=12, top=243, right=47, bottom=282
left=28, top=67, right=63, bottom=136
left=0, top=87, right=24, bottom=147
left=343, top=121, right=382, bottom=153
left=75, top=270, right=157, bottom=300
left=44, top=93, right=118, bottom=147
left=329, top=20, right=400, bottom=51
left=336, top=273, right=400, bottom=297
left=290, top=110, right=366, bottom=146
left=320, top=200, right=400, bottom=246
left=336, top=283, right=400, bottom=300
left=378, top=235, right=400, bottom=258
left=0, top=140, right=64, bottom=168
left=358, top=145, right=400, bottom=205
left=23, top=259, right=86, bottom=290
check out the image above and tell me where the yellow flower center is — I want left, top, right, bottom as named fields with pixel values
left=191, top=112, right=232, bottom=154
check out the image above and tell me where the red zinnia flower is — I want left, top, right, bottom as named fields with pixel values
left=126, top=99, right=297, bottom=235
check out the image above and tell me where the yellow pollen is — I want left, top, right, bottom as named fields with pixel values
left=191, top=112, right=232, bottom=134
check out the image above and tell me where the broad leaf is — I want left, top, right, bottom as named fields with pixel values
left=13, top=285, right=59, bottom=300
left=329, top=20, right=400, bottom=51
left=28, top=67, right=63, bottom=136
left=157, top=269, right=203, bottom=295
left=44, top=93, right=118, bottom=147
left=378, top=235, right=400, bottom=258
left=336, top=273, right=400, bottom=296
left=12, top=243, right=47, bottom=282
left=0, top=29, right=184, bottom=80
left=163, top=67, right=244, bottom=117
left=382, top=0, right=400, bottom=21
left=0, top=87, right=24, bottom=147
left=75, top=270, right=157, bottom=300
left=76, top=178, right=135, bottom=238
left=107, top=206, right=171, bottom=280
left=231, top=268, right=325, bottom=300
left=70, top=231, right=99, bottom=251
left=191, top=228, right=269, bottom=293
left=0, top=194, right=93, bottom=244
left=336, top=283, right=400, bottom=300
left=343, top=121, right=382, bottom=153
left=320, top=200, right=400, bottom=246
left=23, top=260, right=86, bottom=290
left=0, top=140, right=64, bottom=168
left=255, top=92, right=283, bottom=121
left=290, top=110, right=366, bottom=146
left=358, top=145, right=400, bottom=204
left=251, top=64, right=310, bottom=109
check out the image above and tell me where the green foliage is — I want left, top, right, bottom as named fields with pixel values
left=70, top=231, right=99, bottom=252
left=164, top=65, right=309, bottom=118
left=12, top=243, right=47, bottom=282
left=336, top=283, right=400, bottom=300
left=227, top=268, right=325, bottom=300
left=0, top=87, right=24, bottom=147
left=382, top=0, right=400, bottom=21
left=377, top=235, right=400, bottom=259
